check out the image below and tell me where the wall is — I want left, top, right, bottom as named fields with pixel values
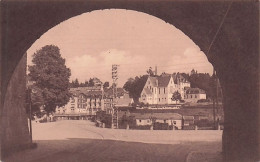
left=1, top=54, right=31, bottom=156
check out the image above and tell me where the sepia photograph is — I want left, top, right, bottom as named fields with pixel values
left=0, top=1, right=259, bottom=162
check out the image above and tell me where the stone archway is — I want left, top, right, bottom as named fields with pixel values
left=1, top=1, right=259, bottom=161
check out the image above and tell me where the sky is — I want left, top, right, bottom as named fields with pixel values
left=27, top=9, right=213, bottom=87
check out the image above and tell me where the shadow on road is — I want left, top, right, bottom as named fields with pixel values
left=4, top=138, right=221, bottom=162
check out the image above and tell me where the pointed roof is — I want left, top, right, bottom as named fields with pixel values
left=173, top=73, right=189, bottom=84
left=148, top=76, right=158, bottom=87
left=157, top=75, right=171, bottom=87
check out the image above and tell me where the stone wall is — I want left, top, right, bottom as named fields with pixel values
left=1, top=53, right=31, bottom=156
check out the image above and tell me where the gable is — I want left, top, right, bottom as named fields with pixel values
left=158, top=76, right=171, bottom=87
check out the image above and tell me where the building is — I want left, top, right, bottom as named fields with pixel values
left=55, top=86, right=133, bottom=117
left=184, top=88, right=206, bottom=103
left=173, top=73, right=190, bottom=99
left=139, top=73, right=190, bottom=105
left=92, top=77, right=102, bottom=86
left=182, top=115, right=195, bottom=128
left=134, top=113, right=183, bottom=129
left=55, top=87, right=112, bottom=117
left=115, top=93, right=134, bottom=108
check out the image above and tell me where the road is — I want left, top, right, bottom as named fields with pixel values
left=5, top=120, right=222, bottom=162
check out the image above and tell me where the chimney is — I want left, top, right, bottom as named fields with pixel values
left=155, top=66, right=157, bottom=76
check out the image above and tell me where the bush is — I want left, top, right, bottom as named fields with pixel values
left=139, top=102, right=145, bottom=107
left=130, top=125, right=151, bottom=130
left=39, top=118, right=47, bottom=123
left=153, top=122, right=169, bottom=130
left=131, top=103, right=137, bottom=107
left=197, top=99, right=209, bottom=103
left=195, top=119, right=214, bottom=127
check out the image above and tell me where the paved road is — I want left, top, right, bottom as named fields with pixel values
left=5, top=120, right=222, bottom=162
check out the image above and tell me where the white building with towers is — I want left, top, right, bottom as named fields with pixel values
left=139, top=71, right=192, bottom=105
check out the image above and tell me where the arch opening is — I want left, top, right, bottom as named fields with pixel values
left=1, top=2, right=259, bottom=161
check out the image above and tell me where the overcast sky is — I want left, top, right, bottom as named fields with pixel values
left=27, top=9, right=213, bottom=87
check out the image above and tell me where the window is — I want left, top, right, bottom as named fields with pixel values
left=195, top=95, right=197, bottom=98
left=139, top=120, right=142, bottom=122
left=150, top=86, right=151, bottom=89
left=147, top=120, right=150, bottom=123
left=191, top=95, right=192, bottom=98
left=159, top=88, right=160, bottom=94
left=164, top=88, right=165, bottom=94
left=159, top=98, right=160, bottom=102
left=164, top=120, right=166, bottom=123
left=152, top=88, right=153, bottom=93
left=173, top=121, right=176, bottom=125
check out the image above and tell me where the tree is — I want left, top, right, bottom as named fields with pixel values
left=123, top=75, right=148, bottom=103
left=28, top=45, right=71, bottom=113
left=123, top=78, right=135, bottom=92
left=146, top=67, right=154, bottom=76
left=103, top=82, right=109, bottom=89
left=171, top=91, right=182, bottom=104
left=88, top=78, right=94, bottom=86
left=84, top=80, right=89, bottom=87
left=25, top=85, right=44, bottom=117
left=188, top=72, right=213, bottom=98
left=74, top=78, right=80, bottom=87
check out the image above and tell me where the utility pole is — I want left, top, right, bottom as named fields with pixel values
left=215, top=72, right=220, bottom=128
left=28, top=88, right=33, bottom=143
left=112, top=64, right=119, bottom=128
left=216, top=77, right=219, bottom=113
left=212, top=69, right=216, bottom=129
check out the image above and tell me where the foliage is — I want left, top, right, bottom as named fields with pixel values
left=171, top=91, right=182, bottom=104
left=139, top=102, right=145, bottom=107
left=96, top=111, right=112, bottom=128
left=88, top=78, right=95, bottom=86
left=120, top=114, right=136, bottom=129
left=103, top=82, right=109, bottom=89
left=70, top=77, right=107, bottom=88
left=197, top=99, right=210, bottom=103
left=146, top=67, right=155, bottom=76
left=189, top=72, right=212, bottom=97
left=179, top=70, right=222, bottom=100
left=123, top=75, right=148, bottom=102
left=194, top=119, right=214, bottom=127
left=28, top=45, right=71, bottom=113
left=153, top=122, right=169, bottom=130
left=25, top=85, right=44, bottom=115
